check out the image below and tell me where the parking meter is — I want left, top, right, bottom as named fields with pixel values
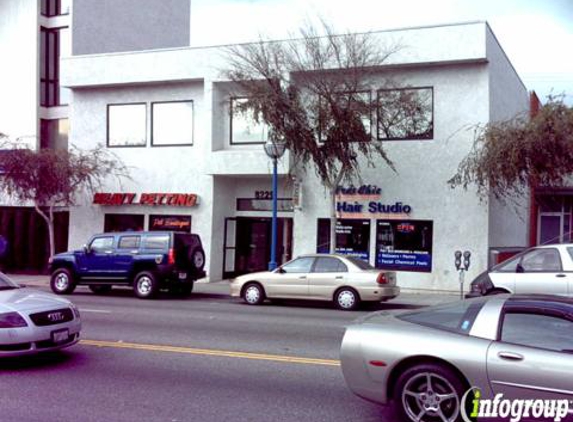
left=463, top=251, right=471, bottom=271
left=454, top=250, right=462, bottom=271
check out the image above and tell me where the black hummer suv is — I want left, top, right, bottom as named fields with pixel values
left=49, top=231, right=206, bottom=299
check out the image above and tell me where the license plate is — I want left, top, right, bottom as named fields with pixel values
left=178, top=272, right=187, bottom=280
left=51, top=329, right=69, bottom=344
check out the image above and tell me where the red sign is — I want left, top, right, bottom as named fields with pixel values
left=93, top=193, right=199, bottom=207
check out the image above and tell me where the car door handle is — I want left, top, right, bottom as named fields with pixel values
left=298, top=276, right=307, bottom=279
left=556, top=274, right=566, bottom=278
left=130, top=250, right=138, bottom=254
left=104, top=250, right=113, bottom=254
left=498, top=352, right=524, bottom=361
left=335, top=276, right=343, bottom=279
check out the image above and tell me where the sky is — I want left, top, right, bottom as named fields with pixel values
left=190, top=0, right=573, bottom=105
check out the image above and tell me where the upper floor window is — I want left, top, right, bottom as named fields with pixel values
left=107, top=104, right=147, bottom=148
left=41, top=0, right=71, bottom=16
left=151, top=101, right=194, bottom=147
left=40, top=26, right=69, bottom=107
left=377, top=87, right=434, bottom=141
left=319, top=91, right=372, bottom=143
left=230, top=97, right=268, bottom=145
left=40, top=118, right=68, bottom=150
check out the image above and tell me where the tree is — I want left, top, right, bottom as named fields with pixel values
left=225, top=22, right=426, bottom=253
left=0, top=137, right=129, bottom=260
left=449, top=98, right=573, bottom=201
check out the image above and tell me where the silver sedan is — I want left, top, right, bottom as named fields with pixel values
left=340, top=295, right=573, bottom=422
left=230, top=254, right=399, bottom=310
left=0, top=273, right=81, bottom=357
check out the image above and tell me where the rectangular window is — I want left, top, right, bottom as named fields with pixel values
left=149, top=215, right=191, bottom=233
left=118, top=236, right=141, bottom=249
left=144, top=235, right=170, bottom=251
left=316, top=218, right=371, bottom=261
left=236, top=198, right=294, bottom=212
left=40, top=118, right=68, bottom=150
left=375, top=220, right=433, bottom=272
left=40, top=26, right=69, bottom=107
left=319, top=91, right=372, bottom=143
left=230, top=97, right=268, bottom=145
left=377, top=87, right=433, bottom=140
left=104, top=214, right=144, bottom=232
left=107, top=104, right=147, bottom=147
left=151, top=101, right=194, bottom=146
left=42, top=0, right=71, bottom=16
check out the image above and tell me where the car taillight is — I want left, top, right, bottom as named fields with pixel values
left=168, top=248, right=175, bottom=265
left=376, top=272, right=388, bottom=285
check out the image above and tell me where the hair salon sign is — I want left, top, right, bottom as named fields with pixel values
left=336, top=185, right=412, bottom=218
left=93, top=193, right=199, bottom=207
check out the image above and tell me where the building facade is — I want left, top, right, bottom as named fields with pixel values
left=3, top=1, right=534, bottom=291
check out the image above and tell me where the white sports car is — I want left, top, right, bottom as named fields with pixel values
left=0, top=273, right=81, bottom=357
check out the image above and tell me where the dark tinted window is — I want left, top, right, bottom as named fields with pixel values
left=398, top=299, right=487, bottom=334
left=118, top=236, right=140, bottom=249
left=281, top=257, right=314, bottom=273
left=346, top=257, right=375, bottom=270
left=144, top=235, right=170, bottom=250
left=313, top=257, right=347, bottom=273
left=501, top=313, right=573, bottom=352
left=90, top=237, right=114, bottom=252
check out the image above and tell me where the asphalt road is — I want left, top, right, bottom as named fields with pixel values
left=0, top=286, right=418, bottom=422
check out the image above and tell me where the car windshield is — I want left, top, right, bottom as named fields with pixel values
left=345, top=257, right=374, bottom=270
left=0, top=273, right=20, bottom=290
left=397, top=298, right=488, bottom=335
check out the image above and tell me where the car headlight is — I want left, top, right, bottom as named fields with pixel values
left=0, top=312, right=28, bottom=328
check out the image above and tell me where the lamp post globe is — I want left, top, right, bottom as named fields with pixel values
left=264, top=138, right=286, bottom=271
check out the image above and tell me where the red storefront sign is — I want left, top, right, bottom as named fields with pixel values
left=93, top=193, right=199, bottom=207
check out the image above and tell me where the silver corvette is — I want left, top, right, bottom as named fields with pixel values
left=0, top=273, right=81, bottom=357
left=340, top=295, right=573, bottom=422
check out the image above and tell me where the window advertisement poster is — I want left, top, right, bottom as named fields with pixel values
left=376, top=220, right=433, bottom=272
left=149, top=215, right=191, bottom=233
left=335, top=219, right=371, bottom=261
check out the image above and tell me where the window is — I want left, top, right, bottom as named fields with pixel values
left=280, top=257, right=314, bottom=273
left=377, top=87, right=433, bottom=140
left=40, top=27, right=69, bottom=107
left=149, top=215, right=191, bottom=233
left=107, top=104, right=147, bottom=147
left=318, top=91, right=372, bottom=142
left=151, top=101, right=194, bottom=146
left=41, top=0, right=71, bottom=16
left=90, top=237, right=114, bottom=253
left=104, top=214, right=144, bottom=232
left=230, top=98, right=268, bottom=144
left=313, top=257, right=347, bottom=273
left=501, top=313, right=573, bottom=352
left=517, top=248, right=562, bottom=272
left=398, top=299, right=487, bottom=335
left=144, top=235, right=170, bottom=250
left=316, top=219, right=370, bottom=261
left=40, top=119, right=68, bottom=150
left=118, top=236, right=140, bottom=249
left=376, top=220, right=433, bottom=272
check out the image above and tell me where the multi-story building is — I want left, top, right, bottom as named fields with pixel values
left=3, top=0, right=537, bottom=292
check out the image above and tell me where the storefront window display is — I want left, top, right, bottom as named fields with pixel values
left=375, top=220, right=433, bottom=272
left=104, top=214, right=144, bottom=232
left=316, top=219, right=370, bottom=261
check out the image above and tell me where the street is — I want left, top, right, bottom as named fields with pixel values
left=0, top=285, right=428, bottom=422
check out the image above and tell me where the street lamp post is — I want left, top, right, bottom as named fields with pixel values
left=264, top=137, right=286, bottom=271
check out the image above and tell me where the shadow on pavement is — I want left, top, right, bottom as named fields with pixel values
left=0, top=350, right=80, bottom=371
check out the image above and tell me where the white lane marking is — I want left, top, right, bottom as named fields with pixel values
left=81, top=309, right=112, bottom=314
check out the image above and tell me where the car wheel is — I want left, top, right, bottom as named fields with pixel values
left=50, top=268, right=76, bottom=295
left=89, top=285, right=112, bottom=295
left=334, top=287, right=360, bottom=311
left=134, top=271, right=159, bottom=299
left=242, top=283, right=265, bottom=305
left=394, top=363, right=467, bottom=422
left=189, top=248, right=205, bottom=271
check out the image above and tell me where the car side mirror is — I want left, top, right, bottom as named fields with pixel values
left=83, top=244, right=90, bottom=254
left=516, top=263, right=524, bottom=273
left=276, top=267, right=286, bottom=274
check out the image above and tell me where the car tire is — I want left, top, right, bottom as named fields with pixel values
left=50, top=268, right=77, bottom=295
left=189, top=248, right=205, bottom=271
left=133, top=271, right=159, bottom=299
left=394, top=363, right=467, bottom=422
left=242, top=283, right=265, bottom=305
left=89, top=285, right=113, bottom=295
left=334, top=287, right=360, bottom=311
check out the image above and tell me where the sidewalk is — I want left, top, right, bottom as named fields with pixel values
left=6, top=273, right=460, bottom=307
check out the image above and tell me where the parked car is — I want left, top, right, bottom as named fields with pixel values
left=467, top=243, right=573, bottom=297
left=340, top=295, right=573, bottom=422
left=49, top=231, right=206, bottom=299
left=230, top=254, right=399, bottom=310
left=0, top=272, right=81, bottom=357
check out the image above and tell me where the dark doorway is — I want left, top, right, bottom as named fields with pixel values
left=223, top=217, right=292, bottom=278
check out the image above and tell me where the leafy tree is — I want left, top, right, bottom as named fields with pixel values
left=225, top=22, right=425, bottom=253
left=449, top=98, right=573, bottom=201
left=0, top=136, right=129, bottom=259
